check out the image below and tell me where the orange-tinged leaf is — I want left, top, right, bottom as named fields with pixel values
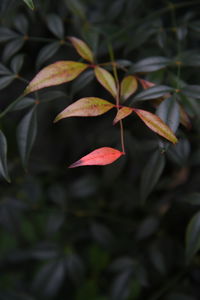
left=69, top=147, right=124, bottom=168
left=120, top=75, right=138, bottom=100
left=94, top=66, right=117, bottom=98
left=133, top=108, right=178, bottom=144
left=54, top=97, right=115, bottom=122
left=24, top=61, right=88, bottom=95
left=69, top=36, right=94, bottom=63
left=113, top=107, right=133, bottom=124
left=139, top=78, right=155, bottom=89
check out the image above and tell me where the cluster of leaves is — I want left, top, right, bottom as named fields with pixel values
left=1, top=0, right=200, bottom=299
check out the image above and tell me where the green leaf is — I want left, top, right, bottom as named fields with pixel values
left=181, top=85, right=200, bottom=99
left=0, top=27, right=19, bottom=42
left=36, top=42, right=61, bottom=68
left=11, top=97, right=35, bottom=111
left=131, top=85, right=174, bottom=102
left=24, top=61, right=88, bottom=94
left=0, top=76, right=15, bottom=90
left=130, top=56, right=170, bottom=73
left=2, top=38, right=25, bottom=62
left=0, top=63, right=12, bottom=76
left=156, top=96, right=180, bottom=133
left=0, top=130, right=10, bottom=182
left=167, top=138, right=190, bottom=166
left=46, top=14, right=64, bottom=39
left=22, top=0, right=34, bottom=10
left=140, top=150, right=165, bottom=202
left=10, top=54, right=24, bottom=73
left=16, top=106, right=37, bottom=168
left=14, top=14, right=29, bottom=34
left=71, top=69, right=94, bottom=94
left=185, top=211, right=200, bottom=263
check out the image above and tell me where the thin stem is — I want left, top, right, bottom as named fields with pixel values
left=107, top=42, right=125, bottom=154
left=28, top=36, right=56, bottom=42
left=0, top=93, right=26, bottom=119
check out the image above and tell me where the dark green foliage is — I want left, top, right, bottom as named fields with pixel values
left=1, top=0, right=200, bottom=299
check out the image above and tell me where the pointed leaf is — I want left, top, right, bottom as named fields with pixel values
left=181, top=85, right=200, bottom=99
left=130, top=56, right=170, bottom=73
left=46, top=14, right=64, bottom=39
left=0, top=75, right=15, bottom=90
left=36, top=42, right=60, bottom=68
left=69, top=37, right=94, bottom=63
left=120, top=75, right=138, bottom=101
left=156, top=96, right=180, bottom=133
left=0, top=130, right=10, bottom=182
left=138, top=78, right=155, bottom=89
left=54, top=97, right=114, bottom=122
left=140, top=150, right=165, bottom=202
left=94, top=66, right=117, bottom=98
left=131, top=85, right=174, bottom=102
left=186, top=211, right=200, bottom=263
left=133, top=108, right=178, bottom=143
left=24, top=61, right=88, bottom=95
left=16, top=106, right=37, bottom=167
left=22, top=0, right=34, bottom=10
left=69, top=147, right=124, bottom=168
left=113, top=107, right=133, bottom=124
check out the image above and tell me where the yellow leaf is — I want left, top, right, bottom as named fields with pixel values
left=120, top=75, right=138, bottom=101
left=94, top=66, right=117, bottom=98
left=134, top=108, right=178, bottom=144
left=54, top=97, right=115, bottom=122
left=24, top=61, right=88, bottom=95
left=69, top=37, right=94, bottom=63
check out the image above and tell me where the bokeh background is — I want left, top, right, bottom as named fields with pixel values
left=1, top=0, right=200, bottom=299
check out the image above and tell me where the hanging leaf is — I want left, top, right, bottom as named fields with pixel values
left=179, top=105, right=191, bottom=129
left=69, top=147, right=124, bottom=168
left=94, top=66, right=117, bottom=98
left=36, top=42, right=61, bottom=68
left=0, top=130, right=10, bottom=182
left=132, top=85, right=174, bottom=102
left=16, top=106, right=37, bottom=168
left=185, top=211, right=200, bottom=263
left=133, top=108, right=178, bottom=144
left=0, top=27, right=19, bottom=42
left=130, top=56, right=170, bottom=73
left=181, top=85, right=200, bottom=99
left=10, top=54, right=24, bottom=74
left=140, top=150, right=166, bottom=202
left=2, top=38, right=25, bottom=62
left=22, top=0, right=34, bottom=10
left=0, top=75, right=15, bottom=90
left=46, top=14, right=64, bottom=39
left=120, top=75, right=138, bottom=101
left=113, top=107, right=133, bottom=124
left=54, top=97, right=114, bottom=122
left=156, top=96, right=180, bottom=133
left=69, top=37, right=94, bottom=63
left=24, top=61, right=88, bottom=95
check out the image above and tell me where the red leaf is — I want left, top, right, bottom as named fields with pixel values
left=69, top=147, right=124, bottom=168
